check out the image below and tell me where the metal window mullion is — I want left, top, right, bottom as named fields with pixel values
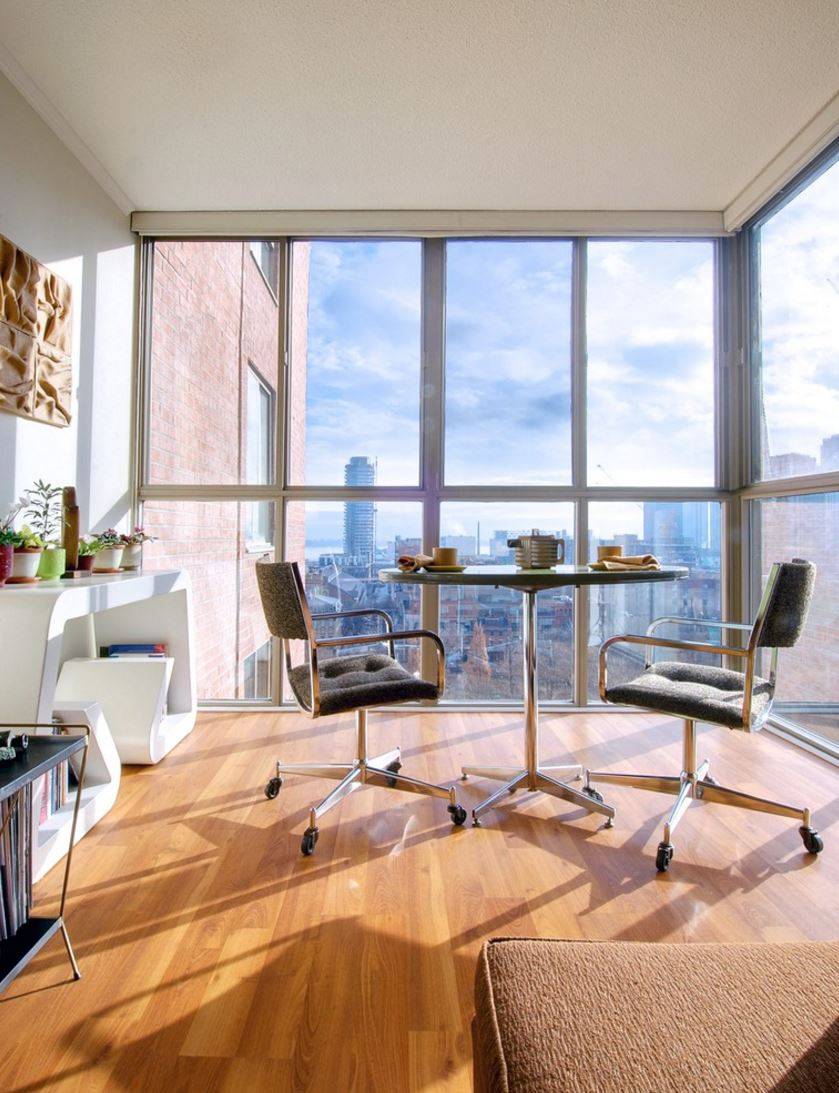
left=571, top=238, right=588, bottom=705
left=420, top=239, right=445, bottom=681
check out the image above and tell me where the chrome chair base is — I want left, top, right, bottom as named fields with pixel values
left=266, top=709, right=466, bottom=855
left=585, top=719, right=822, bottom=871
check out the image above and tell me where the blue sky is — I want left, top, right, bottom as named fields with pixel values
left=296, top=237, right=715, bottom=493
left=759, top=157, right=839, bottom=471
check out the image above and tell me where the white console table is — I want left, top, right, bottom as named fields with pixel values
left=0, top=569, right=196, bottom=879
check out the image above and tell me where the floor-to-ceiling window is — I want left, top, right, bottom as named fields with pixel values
left=138, top=234, right=724, bottom=706
left=745, top=144, right=839, bottom=753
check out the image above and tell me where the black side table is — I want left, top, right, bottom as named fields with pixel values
left=0, top=725, right=89, bottom=993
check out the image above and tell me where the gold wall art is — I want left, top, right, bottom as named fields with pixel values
left=0, top=233, right=73, bottom=427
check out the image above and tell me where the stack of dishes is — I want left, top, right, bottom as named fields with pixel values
left=507, top=531, right=564, bottom=569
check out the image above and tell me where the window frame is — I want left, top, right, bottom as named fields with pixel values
left=135, top=233, right=729, bottom=709
left=245, top=362, right=276, bottom=552
left=740, top=137, right=839, bottom=760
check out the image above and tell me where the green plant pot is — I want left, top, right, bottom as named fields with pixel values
left=38, top=547, right=66, bottom=580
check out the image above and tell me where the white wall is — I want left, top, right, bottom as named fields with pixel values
left=0, top=72, right=135, bottom=534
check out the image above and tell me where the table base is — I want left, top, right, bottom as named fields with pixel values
left=460, top=589, right=615, bottom=827
left=463, top=764, right=614, bottom=825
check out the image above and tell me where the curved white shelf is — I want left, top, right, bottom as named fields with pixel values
left=0, top=570, right=197, bottom=879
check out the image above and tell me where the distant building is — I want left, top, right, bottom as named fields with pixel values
left=343, top=457, right=376, bottom=562
left=442, top=534, right=477, bottom=556
left=820, top=434, right=839, bottom=471
left=769, top=452, right=817, bottom=478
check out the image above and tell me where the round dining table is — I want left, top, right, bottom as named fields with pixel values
left=379, top=564, right=687, bottom=826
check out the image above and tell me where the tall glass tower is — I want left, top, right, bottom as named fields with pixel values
left=343, top=456, right=376, bottom=562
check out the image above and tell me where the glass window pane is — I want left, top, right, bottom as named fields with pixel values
left=147, top=241, right=279, bottom=485
left=289, top=241, right=421, bottom=486
left=439, top=503, right=575, bottom=701
left=444, top=241, right=572, bottom=484
left=756, top=158, right=839, bottom=480
left=587, top=501, right=722, bottom=699
left=284, top=502, right=423, bottom=693
left=756, top=493, right=838, bottom=745
left=142, top=500, right=276, bottom=701
left=587, top=241, right=715, bottom=486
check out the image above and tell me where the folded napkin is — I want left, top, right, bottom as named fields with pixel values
left=589, top=554, right=661, bottom=572
left=397, top=553, right=434, bottom=572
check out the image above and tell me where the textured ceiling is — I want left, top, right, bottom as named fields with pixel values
left=0, top=0, right=837, bottom=213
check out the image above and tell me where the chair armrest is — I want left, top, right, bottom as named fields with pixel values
left=598, top=633, right=749, bottom=703
left=314, top=629, right=446, bottom=695
left=310, top=608, right=394, bottom=655
left=646, top=616, right=753, bottom=637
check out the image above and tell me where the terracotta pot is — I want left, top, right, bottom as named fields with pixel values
left=121, top=542, right=143, bottom=570
left=38, top=547, right=66, bottom=580
left=0, top=544, right=13, bottom=585
left=78, top=554, right=96, bottom=572
left=93, top=545, right=124, bottom=571
left=12, top=547, right=43, bottom=580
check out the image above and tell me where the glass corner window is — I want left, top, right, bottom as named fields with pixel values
left=753, top=153, right=839, bottom=483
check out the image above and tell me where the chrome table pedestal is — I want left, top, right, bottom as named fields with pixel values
left=461, top=589, right=615, bottom=826
left=378, top=564, right=687, bottom=829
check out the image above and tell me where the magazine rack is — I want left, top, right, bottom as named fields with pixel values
left=0, top=728, right=88, bottom=994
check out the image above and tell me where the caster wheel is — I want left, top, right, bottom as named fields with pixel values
left=264, top=776, right=283, bottom=800
left=301, top=827, right=319, bottom=856
left=448, top=804, right=468, bottom=826
left=582, top=786, right=604, bottom=804
left=655, top=842, right=674, bottom=873
left=460, top=772, right=468, bottom=781
left=386, top=758, right=402, bottom=787
left=800, top=827, right=823, bottom=855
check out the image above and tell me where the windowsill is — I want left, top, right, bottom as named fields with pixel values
left=245, top=540, right=274, bottom=556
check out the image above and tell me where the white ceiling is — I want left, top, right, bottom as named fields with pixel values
left=0, top=0, right=837, bottom=215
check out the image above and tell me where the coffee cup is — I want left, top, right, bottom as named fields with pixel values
left=597, top=545, right=622, bottom=561
left=432, top=546, right=458, bottom=566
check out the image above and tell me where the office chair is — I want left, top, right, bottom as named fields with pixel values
left=584, top=559, right=824, bottom=872
left=256, top=560, right=467, bottom=855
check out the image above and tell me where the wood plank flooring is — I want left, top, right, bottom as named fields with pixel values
left=0, top=709, right=837, bottom=1091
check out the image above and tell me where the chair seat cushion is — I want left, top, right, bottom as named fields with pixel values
left=606, top=660, right=773, bottom=729
left=289, top=653, right=438, bottom=715
left=473, top=937, right=839, bottom=1093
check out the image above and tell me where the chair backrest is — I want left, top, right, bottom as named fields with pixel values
left=753, top=559, right=816, bottom=649
left=255, top=560, right=311, bottom=641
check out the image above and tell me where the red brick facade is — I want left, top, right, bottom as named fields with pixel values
left=143, top=241, right=308, bottom=699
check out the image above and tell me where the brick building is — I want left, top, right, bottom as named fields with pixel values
left=143, top=240, right=309, bottom=700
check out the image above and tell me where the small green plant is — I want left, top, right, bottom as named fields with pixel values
left=23, top=480, right=63, bottom=544
left=12, top=525, right=45, bottom=550
left=78, top=537, right=101, bottom=557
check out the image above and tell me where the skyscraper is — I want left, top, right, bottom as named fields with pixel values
left=343, top=456, right=376, bottom=562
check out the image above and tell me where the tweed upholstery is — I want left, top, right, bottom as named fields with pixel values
left=290, top=653, right=439, bottom=715
left=473, top=937, right=839, bottom=1093
left=606, top=660, right=773, bottom=729
left=756, top=559, right=815, bottom=648
left=256, top=561, right=309, bottom=640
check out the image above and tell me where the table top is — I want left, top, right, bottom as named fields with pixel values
left=379, top=564, right=688, bottom=591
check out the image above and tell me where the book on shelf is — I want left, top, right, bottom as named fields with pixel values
left=100, top=643, right=168, bottom=658
left=0, top=783, right=32, bottom=941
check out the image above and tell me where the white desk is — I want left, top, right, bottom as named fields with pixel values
left=0, top=569, right=196, bottom=878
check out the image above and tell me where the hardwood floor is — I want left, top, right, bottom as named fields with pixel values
left=1, top=709, right=837, bottom=1091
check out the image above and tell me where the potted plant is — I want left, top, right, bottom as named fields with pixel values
left=120, top=526, right=154, bottom=570
left=92, top=529, right=125, bottom=572
left=78, top=536, right=100, bottom=572
left=0, top=501, right=23, bottom=586
left=23, top=480, right=65, bottom=580
left=10, top=525, right=46, bottom=582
